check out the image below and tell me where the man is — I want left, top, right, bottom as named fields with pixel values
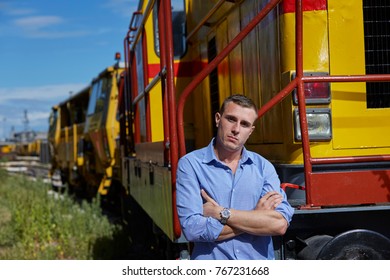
left=176, top=94, right=294, bottom=260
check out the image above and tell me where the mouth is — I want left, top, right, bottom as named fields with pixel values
left=227, top=135, right=238, bottom=143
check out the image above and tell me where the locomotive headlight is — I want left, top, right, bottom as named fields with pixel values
left=294, top=109, right=332, bottom=141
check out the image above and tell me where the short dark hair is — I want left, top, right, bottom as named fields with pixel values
left=219, top=94, right=258, bottom=115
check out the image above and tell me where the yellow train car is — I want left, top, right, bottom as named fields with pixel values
left=48, top=85, right=91, bottom=192
left=83, top=62, right=124, bottom=197
left=0, top=143, right=14, bottom=156
left=10, top=130, right=43, bottom=158
left=119, top=0, right=390, bottom=259
left=49, top=61, right=124, bottom=197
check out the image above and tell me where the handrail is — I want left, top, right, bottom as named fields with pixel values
left=161, top=0, right=181, bottom=239
left=311, top=155, right=390, bottom=165
left=186, top=0, right=227, bottom=42
left=302, top=74, right=390, bottom=83
left=295, top=0, right=313, bottom=202
left=130, top=0, right=156, bottom=52
left=157, top=0, right=170, bottom=168
left=123, top=30, right=131, bottom=104
left=132, top=67, right=167, bottom=106
left=284, top=0, right=390, bottom=205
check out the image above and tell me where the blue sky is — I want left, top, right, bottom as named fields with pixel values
left=0, top=0, right=138, bottom=140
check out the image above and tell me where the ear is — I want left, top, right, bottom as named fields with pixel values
left=215, top=112, right=221, bottom=127
left=249, top=125, right=255, bottom=135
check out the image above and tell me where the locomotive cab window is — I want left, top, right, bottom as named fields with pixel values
left=87, top=77, right=111, bottom=115
left=153, top=0, right=186, bottom=58
left=48, top=108, right=58, bottom=137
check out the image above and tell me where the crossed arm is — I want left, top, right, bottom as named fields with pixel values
left=201, top=189, right=289, bottom=241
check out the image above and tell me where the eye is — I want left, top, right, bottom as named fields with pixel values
left=225, top=116, right=236, bottom=122
left=241, top=121, right=252, bottom=128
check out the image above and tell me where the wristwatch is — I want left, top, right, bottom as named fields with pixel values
left=220, top=207, right=231, bottom=225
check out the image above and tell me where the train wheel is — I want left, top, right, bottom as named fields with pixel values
left=296, top=235, right=333, bottom=260
left=317, top=229, right=390, bottom=260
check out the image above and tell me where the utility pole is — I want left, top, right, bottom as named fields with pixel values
left=23, top=109, right=29, bottom=132
left=2, top=117, right=5, bottom=141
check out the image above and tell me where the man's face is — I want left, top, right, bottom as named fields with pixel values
left=215, top=101, right=257, bottom=153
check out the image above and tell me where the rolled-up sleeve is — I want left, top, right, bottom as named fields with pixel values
left=261, top=160, right=294, bottom=225
left=176, top=156, right=224, bottom=242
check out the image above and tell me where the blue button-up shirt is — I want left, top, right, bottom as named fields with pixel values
left=176, top=139, right=294, bottom=260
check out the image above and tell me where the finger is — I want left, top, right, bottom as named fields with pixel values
left=265, top=191, right=280, bottom=200
left=268, top=196, right=283, bottom=208
left=259, top=194, right=282, bottom=210
left=272, top=198, right=283, bottom=209
left=200, top=189, right=209, bottom=200
left=201, top=189, right=219, bottom=206
left=267, top=194, right=283, bottom=202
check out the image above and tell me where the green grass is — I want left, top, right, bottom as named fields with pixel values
left=0, top=168, right=130, bottom=260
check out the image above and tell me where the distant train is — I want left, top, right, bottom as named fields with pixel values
left=1, top=131, right=50, bottom=164
left=48, top=0, right=390, bottom=259
left=0, top=143, right=14, bottom=158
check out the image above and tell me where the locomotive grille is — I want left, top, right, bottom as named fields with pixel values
left=363, top=0, right=390, bottom=108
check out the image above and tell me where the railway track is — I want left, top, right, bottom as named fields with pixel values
left=0, top=156, right=51, bottom=184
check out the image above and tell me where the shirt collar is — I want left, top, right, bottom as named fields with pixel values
left=203, top=138, right=253, bottom=165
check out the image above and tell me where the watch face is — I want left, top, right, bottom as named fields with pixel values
left=221, top=208, right=230, bottom=218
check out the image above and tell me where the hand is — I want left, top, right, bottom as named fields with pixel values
left=201, top=189, right=223, bottom=219
left=255, top=191, right=283, bottom=210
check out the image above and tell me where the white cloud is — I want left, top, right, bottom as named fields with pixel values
left=0, top=83, right=85, bottom=102
left=1, top=1, right=134, bottom=39
left=0, top=2, right=35, bottom=16
left=0, top=83, right=85, bottom=134
left=11, top=15, right=89, bottom=38
left=0, top=2, right=90, bottom=39
left=13, top=15, right=63, bottom=29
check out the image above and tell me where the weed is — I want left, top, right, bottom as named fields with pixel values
left=0, top=171, right=127, bottom=259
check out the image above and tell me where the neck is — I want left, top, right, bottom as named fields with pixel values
left=213, top=144, right=242, bottom=164
left=215, top=147, right=241, bottom=174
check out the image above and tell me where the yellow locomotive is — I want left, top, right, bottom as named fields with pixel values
left=50, top=0, right=390, bottom=259
left=119, top=0, right=390, bottom=259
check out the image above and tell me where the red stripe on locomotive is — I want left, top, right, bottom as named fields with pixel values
left=148, top=61, right=207, bottom=79
left=281, top=0, right=327, bottom=14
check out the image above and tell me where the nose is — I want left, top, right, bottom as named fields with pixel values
left=231, top=122, right=240, bottom=134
